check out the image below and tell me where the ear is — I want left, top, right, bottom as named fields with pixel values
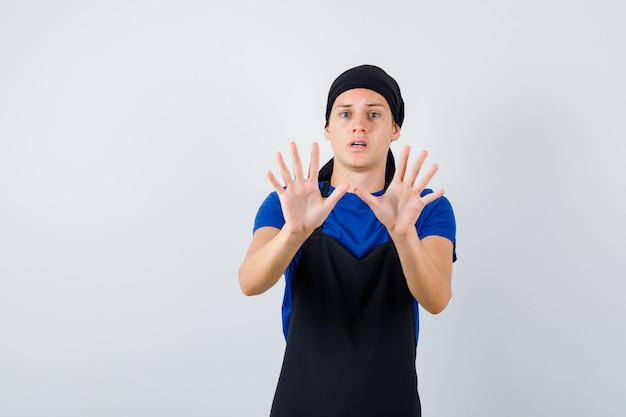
left=391, top=123, right=401, bottom=142
left=324, top=125, right=331, bottom=140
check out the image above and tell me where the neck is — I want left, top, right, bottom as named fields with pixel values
left=330, top=165, right=386, bottom=193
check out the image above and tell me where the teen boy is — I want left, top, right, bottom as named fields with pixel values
left=239, top=65, right=457, bottom=417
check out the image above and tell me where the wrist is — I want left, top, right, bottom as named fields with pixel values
left=388, top=227, right=419, bottom=246
left=281, top=223, right=314, bottom=245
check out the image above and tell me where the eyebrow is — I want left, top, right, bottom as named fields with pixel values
left=334, top=103, right=387, bottom=108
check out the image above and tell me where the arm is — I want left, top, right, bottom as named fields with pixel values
left=388, top=231, right=453, bottom=314
left=354, top=146, right=454, bottom=314
left=239, top=225, right=307, bottom=296
left=239, top=142, right=349, bottom=296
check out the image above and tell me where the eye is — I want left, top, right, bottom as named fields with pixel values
left=369, top=111, right=380, bottom=118
left=340, top=111, right=350, bottom=118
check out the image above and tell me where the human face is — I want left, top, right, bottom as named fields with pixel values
left=324, top=88, right=400, bottom=175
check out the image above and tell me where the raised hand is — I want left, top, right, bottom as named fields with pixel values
left=267, top=142, right=350, bottom=237
left=354, top=146, right=444, bottom=237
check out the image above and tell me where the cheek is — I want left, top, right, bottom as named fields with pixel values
left=324, top=122, right=343, bottom=139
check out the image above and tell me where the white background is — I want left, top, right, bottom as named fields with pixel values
left=1, top=0, right=625, bottom=416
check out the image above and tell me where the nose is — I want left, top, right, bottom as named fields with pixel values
left=351, top=112, right=368, bottom=133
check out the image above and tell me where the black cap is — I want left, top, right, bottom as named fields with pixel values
left=325, top=64, right=404, bottom=127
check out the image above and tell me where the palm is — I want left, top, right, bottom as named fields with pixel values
left=355, top=146, right=444, bottom=235
left=371, top=182, right=428, bottom=233
left=277, top=178, right=332, bottom=233
left=268, top=142, right=348, bottom=236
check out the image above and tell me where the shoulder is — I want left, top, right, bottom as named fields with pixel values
left=419, top=189, right=455, bottom=217
left=253, top=191, right=284, bottom=232
left=417, top=189, right=456, bottom=242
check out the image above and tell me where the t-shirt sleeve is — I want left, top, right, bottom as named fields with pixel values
left=416, top=190, right=457, bottom=261
left=253, top=191, right=285, bottom=233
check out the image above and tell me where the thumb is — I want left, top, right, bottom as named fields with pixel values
left=324, top=182, right=350, bottom=209
left=354, top=187, right=380, bottom=211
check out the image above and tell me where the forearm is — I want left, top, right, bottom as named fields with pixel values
left=389, top=230, right=453, bottom=314
left=238, top=226, right=309, bottom=296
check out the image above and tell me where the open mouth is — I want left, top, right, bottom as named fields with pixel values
left=351, top=141, right=367, bottom=147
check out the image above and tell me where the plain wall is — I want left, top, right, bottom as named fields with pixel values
left=1, top=0, right=624, bottom=416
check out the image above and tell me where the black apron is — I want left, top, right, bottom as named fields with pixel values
left=270, top=183, right=421, bottom=417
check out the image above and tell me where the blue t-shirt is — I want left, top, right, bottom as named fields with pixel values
left=253, top=183, right=457, bottom=343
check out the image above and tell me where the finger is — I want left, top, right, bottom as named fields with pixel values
left=392, top=145, right=411, bottom=183
left=289, top=142, right=305, bottom=180
left=414, top=163, right=439, bottom=191
left=266, top=170, right=285, bottom=194
left=420, top=188, right=445, bottom=205
left=324, top=182, right=350, bottom=209
left=405, top=150, right=428, bottom=186
left=353, top=186, right=380, bottom=212
left=275, top=151, right=294, bottom=185
left=308, top=142, right=319, bottom=181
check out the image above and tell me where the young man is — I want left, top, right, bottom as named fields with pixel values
left=239, top=65, right=457, bottom=417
